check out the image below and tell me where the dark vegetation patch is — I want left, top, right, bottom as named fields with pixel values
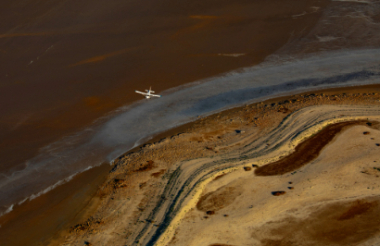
left=271, top=191, right=286, bottom=196
left=253, top=198, right=380, bottom=246
left=133, top=160, right=155, bottom=172
left=255, top=121, right=374, bottom=176
left=197, top=186, right=243, bottom=212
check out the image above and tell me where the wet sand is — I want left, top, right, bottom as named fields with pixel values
left=0, top=164, right=111, bottom=246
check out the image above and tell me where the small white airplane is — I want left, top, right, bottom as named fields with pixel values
left=135, top=87, right=161, bottom=99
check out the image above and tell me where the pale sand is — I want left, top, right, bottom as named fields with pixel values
left=58, top=90, right=380, bottom=246
left=161, top=123, right=380, bottom=246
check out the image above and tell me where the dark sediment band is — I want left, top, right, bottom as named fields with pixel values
left=255, top=120, right=377, bottom=176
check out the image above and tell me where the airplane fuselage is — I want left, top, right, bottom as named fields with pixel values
left=145, top=90, right=152, bottom=99
left=135, top=87, right=161, bottom=99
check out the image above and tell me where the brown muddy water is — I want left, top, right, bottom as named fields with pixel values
left=0, top=0, right=333, bottom=244
left=0, top=0, right=327, bottom=175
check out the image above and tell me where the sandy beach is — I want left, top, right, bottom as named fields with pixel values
left=52, top=86, right=380, bottom=246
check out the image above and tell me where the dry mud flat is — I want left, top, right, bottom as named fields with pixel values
left=61, top=90, right=380, bottom=246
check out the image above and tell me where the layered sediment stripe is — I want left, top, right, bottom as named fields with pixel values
left=126, top=105, right=380, bottom=245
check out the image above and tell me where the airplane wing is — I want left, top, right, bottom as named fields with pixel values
left=150, top=94, right=161, bottom=98
left=135, top=90, right=147, bottom=95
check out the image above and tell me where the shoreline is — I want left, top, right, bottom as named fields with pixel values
left=2, top=0, right=380, bottom=244
left=1, top=83, right=380, bottom=246
left=2, top=45, right=380, bottom=231
left=57, top=83, right=380, bottom=246
left=0, top=0, right=329, bottom=189
left=118, top=82, right=380, bottom=159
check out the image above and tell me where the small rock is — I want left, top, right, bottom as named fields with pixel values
left=206, top=211, right=215, bottom=215
left=363, top=132, right=370, bottom=135
left=252, top=164, right=259, bottom=168
left=288, top=187, right=294, bottom=190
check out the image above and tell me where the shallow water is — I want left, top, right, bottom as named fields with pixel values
left=1, top=48, right=380, bottom=215
left=0, top=0, right=330, bottom=215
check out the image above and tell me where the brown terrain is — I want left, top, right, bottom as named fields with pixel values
left=254, top=120, right=378, bottom=176
left=49, top=85, right=380, bottom=246
left=2, top=0, right=380, bottom=245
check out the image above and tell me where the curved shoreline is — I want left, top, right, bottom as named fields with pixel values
left=2, top=0, right=380, bottom=243
left=2, top=47, right=380, bottom=220
left=59, top=87, right=380, bottom=246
